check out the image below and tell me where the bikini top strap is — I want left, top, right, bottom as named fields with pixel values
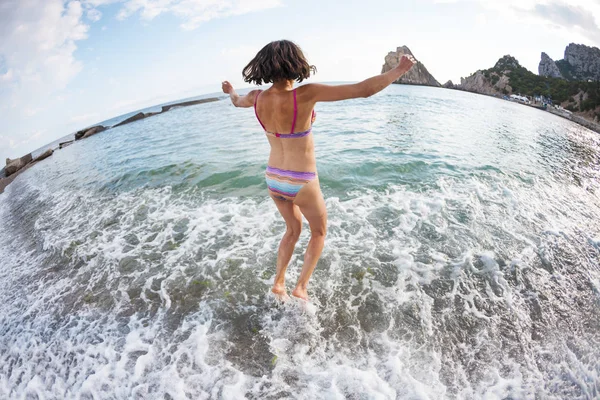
left=290, top=89, right=297, bottom=134
left=253, top=90, right=266, bottom=131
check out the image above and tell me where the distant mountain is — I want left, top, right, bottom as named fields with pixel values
left=539, top=43, right=600, bottom=81
left=457, top=54, right=600, bottom=122
left=539, top=52, right=563, bottom=79
left=381, top=46, right=440, bottom=87
left=458, top=55, right=518, bottom=96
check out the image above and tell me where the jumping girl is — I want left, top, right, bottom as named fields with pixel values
left=222, top=40, right=415, bottom=301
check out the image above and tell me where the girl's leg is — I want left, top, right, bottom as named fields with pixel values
left=292, top=179, right=327, bottom=301
left=270, top=196, right=303, bottom=299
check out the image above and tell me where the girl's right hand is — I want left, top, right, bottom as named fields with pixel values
left=222, top=81, right=234, bottom=94
left=397, top=54, right=417, bottom=73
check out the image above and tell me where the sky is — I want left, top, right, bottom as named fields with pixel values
left=1, top=0, right=600, bottom=162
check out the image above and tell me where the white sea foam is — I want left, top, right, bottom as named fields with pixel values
left=2, top=168, right=599, bottom=399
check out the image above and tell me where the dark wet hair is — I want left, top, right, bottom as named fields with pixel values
left=242, top=40, right=316, bottom=85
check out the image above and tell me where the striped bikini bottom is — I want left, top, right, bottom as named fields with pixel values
left=265, top=166, right=317, bottom=201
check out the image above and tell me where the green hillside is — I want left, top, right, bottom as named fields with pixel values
left=482, top=56, right=600, bottom=113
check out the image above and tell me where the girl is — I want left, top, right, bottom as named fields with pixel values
left=222, top=40, right=415, bottom=301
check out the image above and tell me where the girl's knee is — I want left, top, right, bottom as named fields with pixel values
left=311, top=225, right=326, bottom=238
left=286, top=224, right=302, bottom=242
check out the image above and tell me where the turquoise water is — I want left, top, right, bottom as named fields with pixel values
left=1, top=85, right=599, bottom=399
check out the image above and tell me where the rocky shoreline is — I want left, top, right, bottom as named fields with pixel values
left=546, top=106, right=600, bottom=133
left=1, top=97, right=220, bottom=194
left=443, top=51, right=600, bottom=135
left=445, top=84, right=600, bottom=134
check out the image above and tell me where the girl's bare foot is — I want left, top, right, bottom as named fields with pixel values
left=271, top=284, right=289, bottom=301
left=291, top=286, right=308, bottom=302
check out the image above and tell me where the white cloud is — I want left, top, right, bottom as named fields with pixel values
left=0, top=68, right=13, bottom=83
left=0, top=0, right=280, bottom=113
left=30, top=131, right=43, bottom=140
left=82, top=0, right=123, bottom=6
left=220, top=45, right=257, bottom=59
left=526, top=2, right=600, bottom=43
left=87, top=8, right=103, bottom=21
left=4, top=130, right=44, bottom=151
left=0, top=0, right=89, bottom=114
left=436, top=0, right=600, bottom=46
left=475, top=13, right=487, bottom=26
left=0, top=0, right=280, bottom=114
left=23, top=107, right=44, bottom=117
left=70, top=112, right=100, bottom=123
left=115, top=0, right=282, bottom=30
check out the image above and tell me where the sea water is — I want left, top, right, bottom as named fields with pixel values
left=1, top=85, right=599, bottom=399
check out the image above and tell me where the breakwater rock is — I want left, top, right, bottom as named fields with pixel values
left=5, top=153, right=33, bottom=177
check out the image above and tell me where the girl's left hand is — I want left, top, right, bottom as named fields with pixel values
left=397, top=55, right=417, bottom=73
left=222, top=81, right=234, bottom=94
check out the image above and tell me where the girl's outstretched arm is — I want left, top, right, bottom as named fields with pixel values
left=303, top=54, right=417, bottom=102
left=222, top=81, right=259, bottom=108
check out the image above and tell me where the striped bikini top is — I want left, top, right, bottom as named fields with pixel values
left=254, top=88, right=315, bottom=138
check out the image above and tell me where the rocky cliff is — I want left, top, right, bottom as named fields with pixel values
left=538, top=52, right=563, bottom=78
left=382, top=46, right=440, bottom=87
left=460, top=71, right=512, bottom=95
left=459, top=55, right=516, bottom=95
left=564, top=43, right=600, bottom=81
left=538, top=43, right=600, bottom=81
